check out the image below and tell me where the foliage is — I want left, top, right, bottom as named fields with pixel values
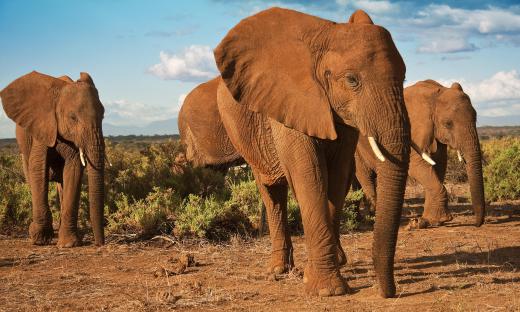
left=226, top=179, right=263, bottom=227
left=0, top=153, right=32, bottom=232
left=340, top=190, right=365, bottom=232
left=107, top=187, right=180, bottom=238
left=482, top=137, right=520, bottom=201
left=445, top=148, right=468, bottom=183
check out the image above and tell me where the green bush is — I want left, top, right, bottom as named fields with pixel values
left=226, top=180, right=263, bottom=227
left=483, top=137, right=520, bottom=201
left=287, top=191, right=303, bottom=234
left=340, top=190, right=365, bottom=232
left=445, top=148, right=468, bottom=183
left=0, top=153, right=32, bottom=231
left=107, top=187, right=180, bottom=238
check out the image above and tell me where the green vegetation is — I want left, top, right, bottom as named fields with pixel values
left=1, top=135, right=518, bottom=240
left=482, top=137, right=520, bottom=201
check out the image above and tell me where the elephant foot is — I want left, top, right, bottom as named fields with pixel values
left=303, top=263, right=347, bottom=297
left=268, top=248, right=294, bottom=274
left=419, top=211, right=453, bottom=228
left=29, top=222, right=54, bottom=245
left=57, top=231, right=82, bottom=248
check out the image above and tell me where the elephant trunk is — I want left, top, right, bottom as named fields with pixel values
left=461, top=127, right=485, bottom=226
left=85, top=129, right=105, bottom=245
left=372, top=129, right=409, bottom=298
left=364, top=85, right=410, bottom=298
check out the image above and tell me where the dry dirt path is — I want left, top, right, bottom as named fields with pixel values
left=1, top=203, right=519, bottom=312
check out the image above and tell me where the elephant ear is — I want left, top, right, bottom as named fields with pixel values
left=405, top=80, right=442, bottom=154
left=214, top=7, right=337, bottom=140
left=451, top=82, right=463, bottom=91
left=348, top=10, right=374, bottom=24
left=0, top=71, right=66, bottom=147
left=77, top=72, right=96, bottom=87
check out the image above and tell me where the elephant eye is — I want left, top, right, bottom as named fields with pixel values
left=443, top=120, right=453, bottom=129
left=69, top=113, right=78, bottom=122
left=345, top=74, right=360, bottom=89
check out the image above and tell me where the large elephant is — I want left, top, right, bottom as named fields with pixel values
left=355, top=80, right=485, bottom=227
left=0, top=71, right=106, bottom=247
left=180, top=8, right=410, bottom=298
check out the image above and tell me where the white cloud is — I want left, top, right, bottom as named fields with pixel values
left=417, top=36, right=478, bottom=53
left=352, top=0, right=397, bottom=14
left=0, top=109, right=16, bottom=139
left=403, top=4, right=520, bottom=53
left=103, top=99, right=179, bottom=126
left=148, top=45, right=218, bottom=82
left=175, top=93, right=187, bottom=112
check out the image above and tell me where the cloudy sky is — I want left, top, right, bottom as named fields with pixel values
left=1, top=0, right=519, bottom=138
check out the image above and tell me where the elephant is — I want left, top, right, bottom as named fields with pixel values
left=354, top=80, right=485, bottom=227
left=180, top=7, right=410, bottom=298
left=0, top=71, right=106, bottom=247
left=178, top=77, right=244, bottom=170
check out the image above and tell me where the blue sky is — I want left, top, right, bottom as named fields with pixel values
left=1, top=0, right=519, bottom=138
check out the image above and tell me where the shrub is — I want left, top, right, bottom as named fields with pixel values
left=445, top=148, right=468, bottom=183
left=226, top=180, right=263, bottom=227
left=107, top=187, right=180, bottom=238
left=340, top=189, right=365, bottom=232
left=483, top=137, right=520, bottom=201
left=0, top=153, right=32, bottom=232
left=287, top=191, right=303, bottom=234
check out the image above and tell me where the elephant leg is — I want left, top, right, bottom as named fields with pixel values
left=409, top=153, right=451, bottom=227
left=28, top=142, right=53, bottom=245
left=270, top=121, right=345, bottom=297
left=252, top=170, right=293, bottom=274
left=57, top=150, right=83, bottom=248
left=325, top=126, right=358, bottom=267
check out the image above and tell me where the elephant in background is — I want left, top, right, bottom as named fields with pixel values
left=178, top=77, right=244, bottom=170
left=180, top=7, right=410, bottom=298
left=0, top=71, right=106, bottom=247
left=355, top=80, right=485, bottom=227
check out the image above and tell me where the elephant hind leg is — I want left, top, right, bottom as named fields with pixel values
left=253, top=170, right=293, bottom=274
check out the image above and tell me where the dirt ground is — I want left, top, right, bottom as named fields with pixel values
left=1, top=188, right=519, bottom=311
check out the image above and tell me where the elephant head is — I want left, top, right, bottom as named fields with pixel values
left=0, top=71, right=106, bottom=245
left=215, top=8, right=410, bottom=297
left=405, top=80, right=485, bottom=226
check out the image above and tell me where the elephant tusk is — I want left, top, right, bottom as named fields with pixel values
left=79, top=148, right=86, bottom=167
left=421, top=152, right=436, bottom=166
left=457, top=150, right=463, bottom=162
left=368, top=136, right=385, bottom=162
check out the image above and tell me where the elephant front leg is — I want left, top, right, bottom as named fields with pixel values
left=409, top=153, right=451, bottom=227
left=28, top=143, right=53, bottom=245
left=253, top=171, right=293, bottom=274
left=270, top=121, right=345, bottom=296
left=57, top=153, right=83, bottom=248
